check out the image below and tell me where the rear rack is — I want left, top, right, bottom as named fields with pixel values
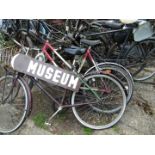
left=0, top=46, right=19, bottom=67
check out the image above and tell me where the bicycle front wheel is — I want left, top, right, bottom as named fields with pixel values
left=71, top=74, right=126, bottom=130
left=0, top=75, right=30, bottom=134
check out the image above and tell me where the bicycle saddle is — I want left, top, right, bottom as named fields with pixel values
left=64, top=46, right=86, bottom=55
left=120, top=19, right=139, bottom=28
left=120, top=19, right=138, bottom=24
left=80, top=39, right=102, bottom=46
left=91, top=20, right=123, bottom=29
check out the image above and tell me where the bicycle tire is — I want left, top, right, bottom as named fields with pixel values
left=0, top=75, right=31, bottom=134
left=71, top=73, right=126, bottom=130
left=84, top=62, right=134, bottom=104
left=123, top=38, right=155, bottom=81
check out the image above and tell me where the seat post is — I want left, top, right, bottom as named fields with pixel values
left=87, top=46, right=100, bottom=73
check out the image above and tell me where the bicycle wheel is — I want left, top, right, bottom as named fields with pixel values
left=84, top=62, right=134, bottom=105
left=132, top=47, right=155, bottom=81
left=123, top=38, right=155, bottom=81
left=0, top=75, right=30, bottom=134
left=71, top=74, right=126, bottom=130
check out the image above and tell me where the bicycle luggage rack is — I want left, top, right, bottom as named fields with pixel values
left=0, top=46, right=19, bottom=66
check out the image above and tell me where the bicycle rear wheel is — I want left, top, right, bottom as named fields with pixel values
left=123, top=38, right=155, bottom=81
left=71, top=74, right=126, bottom=130
left=85, top=62, right=134, bottom=105
left=132, top=47, right=155, bottom=81
left=0, top=75, right=30, bottom=134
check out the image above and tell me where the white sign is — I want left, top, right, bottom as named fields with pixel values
left=11, top=54, right=81, bottom=91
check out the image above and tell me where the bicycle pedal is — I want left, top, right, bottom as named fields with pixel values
left=44, top=122, right=51, bottom=126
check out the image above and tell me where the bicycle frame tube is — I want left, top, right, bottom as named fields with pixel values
left=42, top=41, right=72, bottom=69
left=31, top=77, right=100, bottom=108
left=85, top=27, right=132, bottom=37
left=77, top=47, right=100, bottom=73
left=41, top=41, right=101, bottom=100
left=42, top=40, right=100, bottom=73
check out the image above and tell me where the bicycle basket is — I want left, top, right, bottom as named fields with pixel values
left=0, top=46, right=19, bottom=67
left=133, top=21, right=153, bottom=42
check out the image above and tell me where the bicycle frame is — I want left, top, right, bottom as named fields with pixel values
left=42, top=41, right=100, bottom=73
left=24, top=40, right=102, bottom=110
left=31, top=77, right=93, bottom=109
left=26, top=19, right=65, bottom=44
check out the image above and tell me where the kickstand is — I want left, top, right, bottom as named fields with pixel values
left=44, top=106, right=63, bottom=126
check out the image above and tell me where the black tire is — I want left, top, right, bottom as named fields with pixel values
left=123, top=38, right=155, bottom=81
left=0, top=75, right=31, bottom=134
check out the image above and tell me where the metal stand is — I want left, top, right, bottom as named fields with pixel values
left=44, top=106, right=63, bottom=126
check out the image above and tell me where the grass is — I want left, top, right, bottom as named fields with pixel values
left=112, top=126, right=120, bottom=133
left=83, top=127, right=94, bottom=135
left=32, top=112, right=47, bottom=128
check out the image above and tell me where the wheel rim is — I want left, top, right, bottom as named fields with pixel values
left=71, top=74, right=126, bottom=130
left=125, top=39, right=155, bottom=81
left=84, top=62, right=133, bottom=105
left=0, top=76, right=28, bottom=134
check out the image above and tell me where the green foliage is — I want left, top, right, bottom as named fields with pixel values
left=83, top=127, right=94, bottom=135
left=112, top=126, right=120, bottom=133
left=33, top=112, right=47, bottom=128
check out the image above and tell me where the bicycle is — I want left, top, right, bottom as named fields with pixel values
left=38, top=39, right=133, bottom=108
left=1, top=19, right=134, bottom=106
left=0, top=38, right=127, bottom=134
left=16, top=21, right=133, bottom=104
left=34, top=33, right=134, bottom=102
left=65, top=19, right=155, bottom=81
left=2, top=25, right=134, bottom=109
